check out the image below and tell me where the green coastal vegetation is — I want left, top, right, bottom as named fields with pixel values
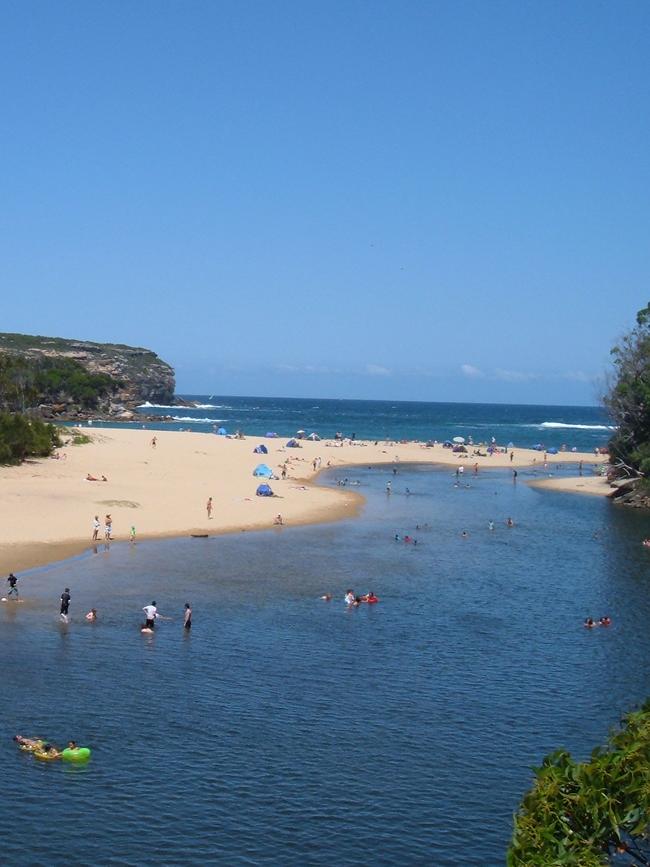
left=508, top=701, right=650, bottom=865
left=0, top=413, right=60, bottom=465
left=604, top=302, right=650, bottom=481
left=0, top=353, right=115, bottom=464
left=0, top=353, right=118, bottom=414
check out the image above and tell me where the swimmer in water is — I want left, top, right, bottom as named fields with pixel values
left=584, top=617, right=596, bottom=628
left=599, top=616, right=612, bottom=626
left=344, top=590, right=355, bottom=606
left=506, top=517, right=514, bottom=527
left=461, top=530, right=468, bottom=538
left=85, top=608, right=97, bottom=621
left=320, top=594, right=332, bottom=601
left=488, top=521, right=495, bottom=531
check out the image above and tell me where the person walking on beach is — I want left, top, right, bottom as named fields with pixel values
left=183, top=602, right=192, bottom=631
left=7, top=573, right=19, bottom=597
left=151, top=436, right=157, bottom=448
left=60, top=588, right=71, bottom=623
left=104, top=515, right=112, bottom=541
left=92, top=515, right=100, bottom=542
left=206, top=497, right=213, bottom=519
left=130, top=525, right=136, bottom=543
left=143, top=601, right=158, bottom=629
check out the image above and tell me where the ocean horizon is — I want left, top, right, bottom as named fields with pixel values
left=87, top=395, right=612, bottom=453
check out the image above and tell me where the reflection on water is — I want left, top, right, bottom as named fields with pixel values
left=2, top=465, right=650, bottom=866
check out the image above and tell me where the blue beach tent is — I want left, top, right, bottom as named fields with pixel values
left=253, top=444, right=268, bottom=454
left=547, top=447, right=558, bottom=455
left=265, top=431, right=278, bottom=438
left=253, top=463, right=273, bottom=478
left=286, top=439, right=300, bottom=448
left=256, top=483, right=274, bottom=496
left=217, top=427, right=227, bottom=436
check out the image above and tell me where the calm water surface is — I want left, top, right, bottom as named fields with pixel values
left=2, top=465, right=650, bottom=865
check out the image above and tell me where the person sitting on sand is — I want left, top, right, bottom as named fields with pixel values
left=85, top=608, right=97, bottom=621
left=584, top=617, right=596, bottom=628
left=273, top=514, right=283, bottom=525
left=101, top=475, right=107, bottom=482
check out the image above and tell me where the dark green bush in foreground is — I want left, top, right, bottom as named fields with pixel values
left=0, top=412, right=60, bottom=464
left=508, top=700, right=650, bottom=865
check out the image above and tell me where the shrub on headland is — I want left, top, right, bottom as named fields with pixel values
left=0, top=412, right=60, bottom=464
left=508, top=700, right=650, bottom=865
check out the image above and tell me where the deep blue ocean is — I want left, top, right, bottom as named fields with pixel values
left=86, top=395, right=612, bottom=453
left=3, top=458, right=650, bottom=865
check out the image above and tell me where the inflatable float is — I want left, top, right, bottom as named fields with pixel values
left=34, top=750, right=60, bottom=761
left=61, top=747, right=91, bottom=762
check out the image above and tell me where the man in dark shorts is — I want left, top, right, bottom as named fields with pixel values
left=7, top=573, right=19, bottom=597
left=142, top=601, right=157, bottom=629
left=60, top=588, right=71, bottom=623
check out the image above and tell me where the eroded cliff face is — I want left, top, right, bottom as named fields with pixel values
left=0, top=333, right=175, bottom=414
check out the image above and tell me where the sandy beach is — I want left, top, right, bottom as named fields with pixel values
left=0, top=428, right=608, bottom=575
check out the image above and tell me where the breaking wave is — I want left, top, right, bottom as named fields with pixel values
left=171, top=416, right=226, bottom=424
left=539, top=422, right=615, bottom=431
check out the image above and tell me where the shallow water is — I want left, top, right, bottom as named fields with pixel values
left=2, top=465, right=649, bottom=865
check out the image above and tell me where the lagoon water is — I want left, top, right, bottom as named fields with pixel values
left=3, top=463, right=650, bottom=865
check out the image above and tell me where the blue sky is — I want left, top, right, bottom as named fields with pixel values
left=2, top=1, right=649, bottom=405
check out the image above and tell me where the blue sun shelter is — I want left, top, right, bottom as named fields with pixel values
left=253, top=463, right=273, bottom=478
left=286, top=439, right=300, bottom=448
left=217, top=427, right=227, bottom=436
left=256, top=483, right=274, bottom=496
left=253, top=444, right=268, bottom=454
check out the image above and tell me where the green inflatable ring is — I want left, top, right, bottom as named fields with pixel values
left=61, top=747, right=91, bottom=762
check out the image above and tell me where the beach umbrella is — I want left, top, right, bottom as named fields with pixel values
left=452, top=436, right=465, bottom=444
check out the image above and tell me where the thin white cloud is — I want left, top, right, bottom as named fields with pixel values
left=494, top=368, right=538, bottom=382
left=460, top=364, right=484, bottom=378
left=561, top=370, right=592, bottom=383
left=365, top=364, right=391, bottom=376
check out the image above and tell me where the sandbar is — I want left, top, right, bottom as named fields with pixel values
left=0, top=428, right=607, bottom=575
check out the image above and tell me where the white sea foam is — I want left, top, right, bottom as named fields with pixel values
left=193, top=403, right=227, bottom=409
left=539, top=422, right=615, bottom=431
left=172, top=416, right=225, bottom=424
left=137, top=402, right=179, bottom=409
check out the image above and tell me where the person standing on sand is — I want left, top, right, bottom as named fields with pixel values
left=104, top=515, right=112, bottom=541
left=183, top=603, right=192, bottom=631
left=206, top=497, right=213, bottom=519
left=92, top=515, right=100, bottom=542
left=60, top=588, right=71, bottom=623
left=7, top=573, right=19, bottom=597
left=151, top=436, right=157, bottom=448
